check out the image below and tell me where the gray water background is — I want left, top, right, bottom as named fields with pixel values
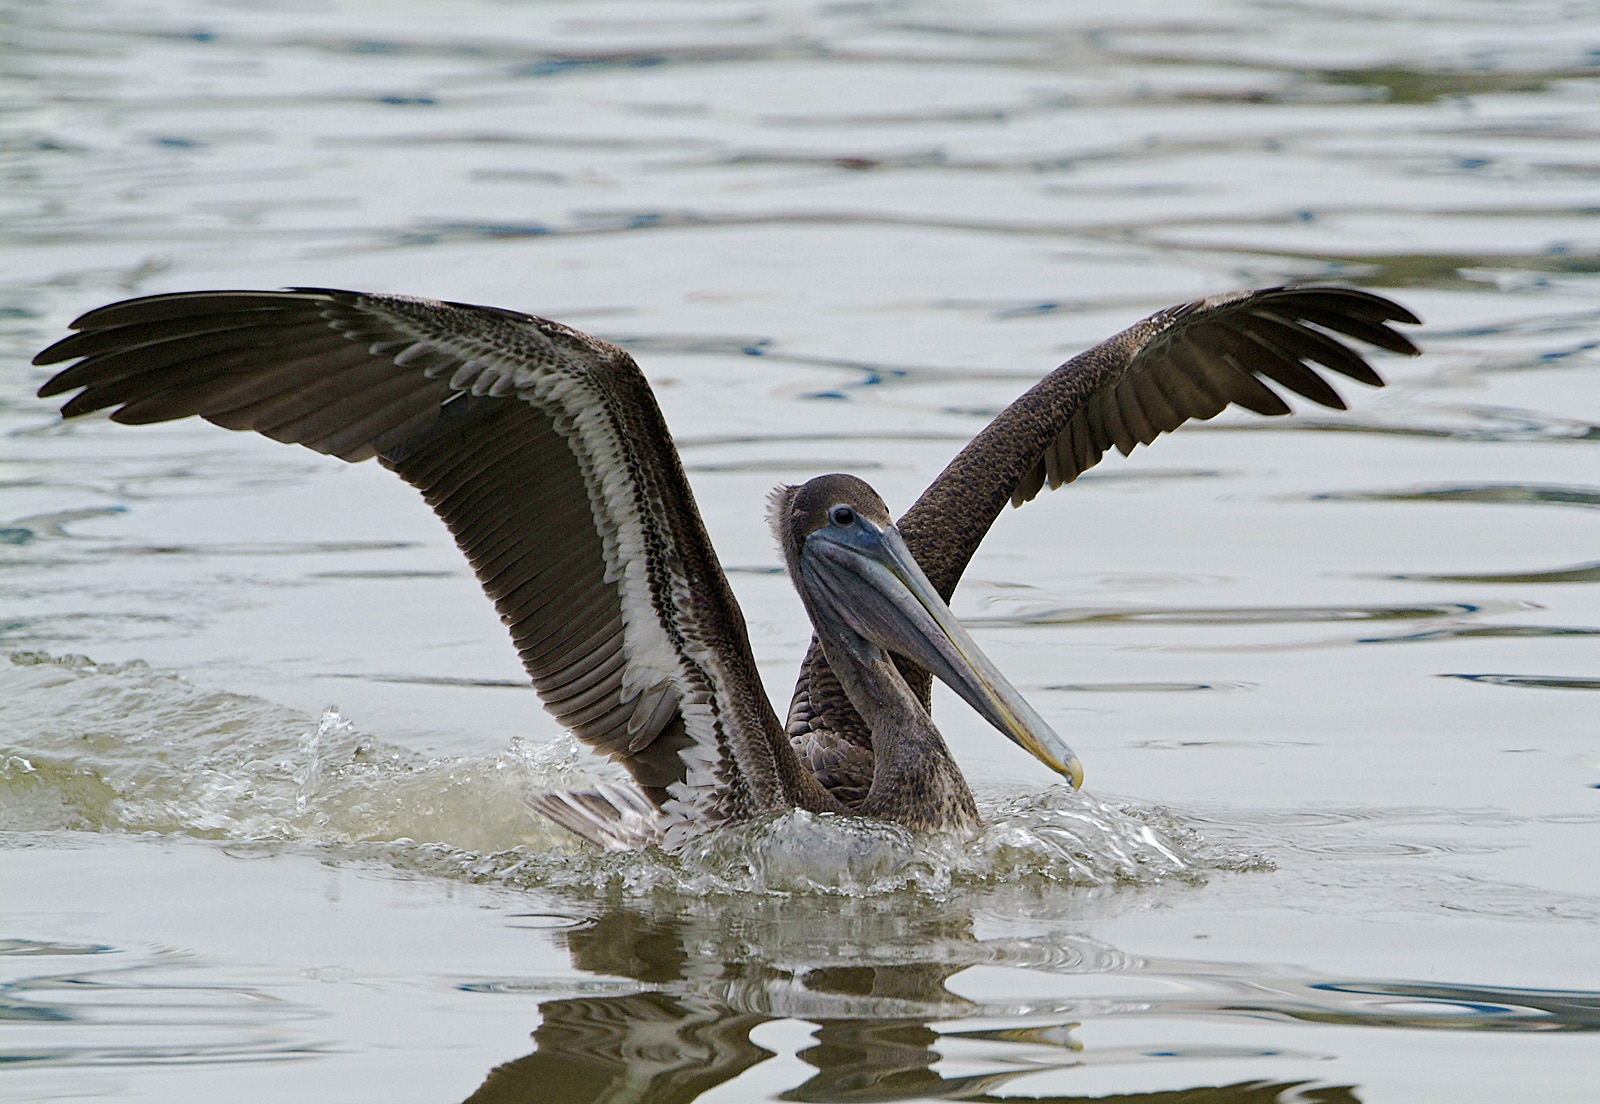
left=2, top=1, right=1599, bottom=1100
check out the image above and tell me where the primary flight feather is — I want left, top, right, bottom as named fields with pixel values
left=35, top=285, right=1419, bottom=849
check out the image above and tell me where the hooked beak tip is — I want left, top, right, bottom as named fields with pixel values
left=1017, top=732, right=1084, bottom=789
left=1063, top=756, right=1085, bottom=790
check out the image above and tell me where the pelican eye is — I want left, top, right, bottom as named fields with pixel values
left=829, top=505, right=856, bottom=527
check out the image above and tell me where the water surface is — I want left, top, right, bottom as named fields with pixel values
left=3, top=1, right=1599, bottom=1100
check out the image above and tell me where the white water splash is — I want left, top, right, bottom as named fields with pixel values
left=3, top=652, right=1214, bottom=898
left=293, top=708, right=346, bottom=815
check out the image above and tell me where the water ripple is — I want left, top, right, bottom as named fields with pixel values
left=1320, top=483, right=1600, bottom=510
left=965, top=601, right=1502, bottom=628
left=1, top=954, right=324, bottom=1067
left=1386, top=561, right=1600, bottom=584
left=1444, top=672, right=1600, bottom=691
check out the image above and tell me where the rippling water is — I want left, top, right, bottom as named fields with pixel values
left=4, top=1, right=1600, bottom=1100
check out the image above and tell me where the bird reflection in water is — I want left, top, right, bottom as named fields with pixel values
left=460, top=903, right=1347, bottom=1104
left=465, top=905, right=997, bottom=1104
left=457, top=899, right=1600, bottom=1104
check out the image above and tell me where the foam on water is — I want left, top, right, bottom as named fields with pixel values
left=1, top=652, right=579, bottom=850
left=0, top=651, right=1209, bottom=898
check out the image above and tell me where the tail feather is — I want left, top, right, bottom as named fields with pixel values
left=526, top=780, right=665, bottom=851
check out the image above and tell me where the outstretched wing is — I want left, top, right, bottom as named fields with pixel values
left=900, top=286, right=1420, bottom=595
left=785, top=286, right=1420, bottom=785
left=34, top=288, right=806, bottom=847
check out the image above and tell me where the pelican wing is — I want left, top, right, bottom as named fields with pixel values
left=898, top=285, right=1420, bottom=599
left=784, top=286, right=1419, bottom=781
left=35, top=288, right=800, bottom=846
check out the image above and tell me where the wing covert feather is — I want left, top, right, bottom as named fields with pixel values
left=784, top=286, right=1419, bottom=769
left=897, top=286, right=1420, bottom=600
left=35, top=288, right=831, bottom=843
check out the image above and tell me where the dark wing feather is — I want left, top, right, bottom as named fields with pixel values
left=35, top=288, right=830, bottom=848
left=784, top=661, right=876, bottom=808
left=898, top=285, right=1419, bottom=598
left=785, top=286, right=1420, bottom=776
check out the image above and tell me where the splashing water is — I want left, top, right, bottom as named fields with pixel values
left=293, top=708, right=339, bottom=815
left=0, top=651, right=1213, bottom=898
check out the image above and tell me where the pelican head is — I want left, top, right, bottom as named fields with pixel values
left=771, top=474, right=1084, bottom=789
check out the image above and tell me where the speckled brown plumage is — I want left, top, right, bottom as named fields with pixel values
left=35, top=288, right=845, bottom=850
left=34, top=283, right=1417, bottom=848
left=769, top=474, right=985, bottom=833
left=783, top=287, right=1420, bottom=800
left=785, top=645, right=875, bottom=807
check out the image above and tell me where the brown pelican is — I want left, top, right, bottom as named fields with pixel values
left=33, top=286, right=1418, bottom=849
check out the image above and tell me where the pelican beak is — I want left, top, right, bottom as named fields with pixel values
left=801, top=520, right=1085, bottom=789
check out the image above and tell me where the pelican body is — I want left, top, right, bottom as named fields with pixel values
left=33, top=285, right=1419, bottom=849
